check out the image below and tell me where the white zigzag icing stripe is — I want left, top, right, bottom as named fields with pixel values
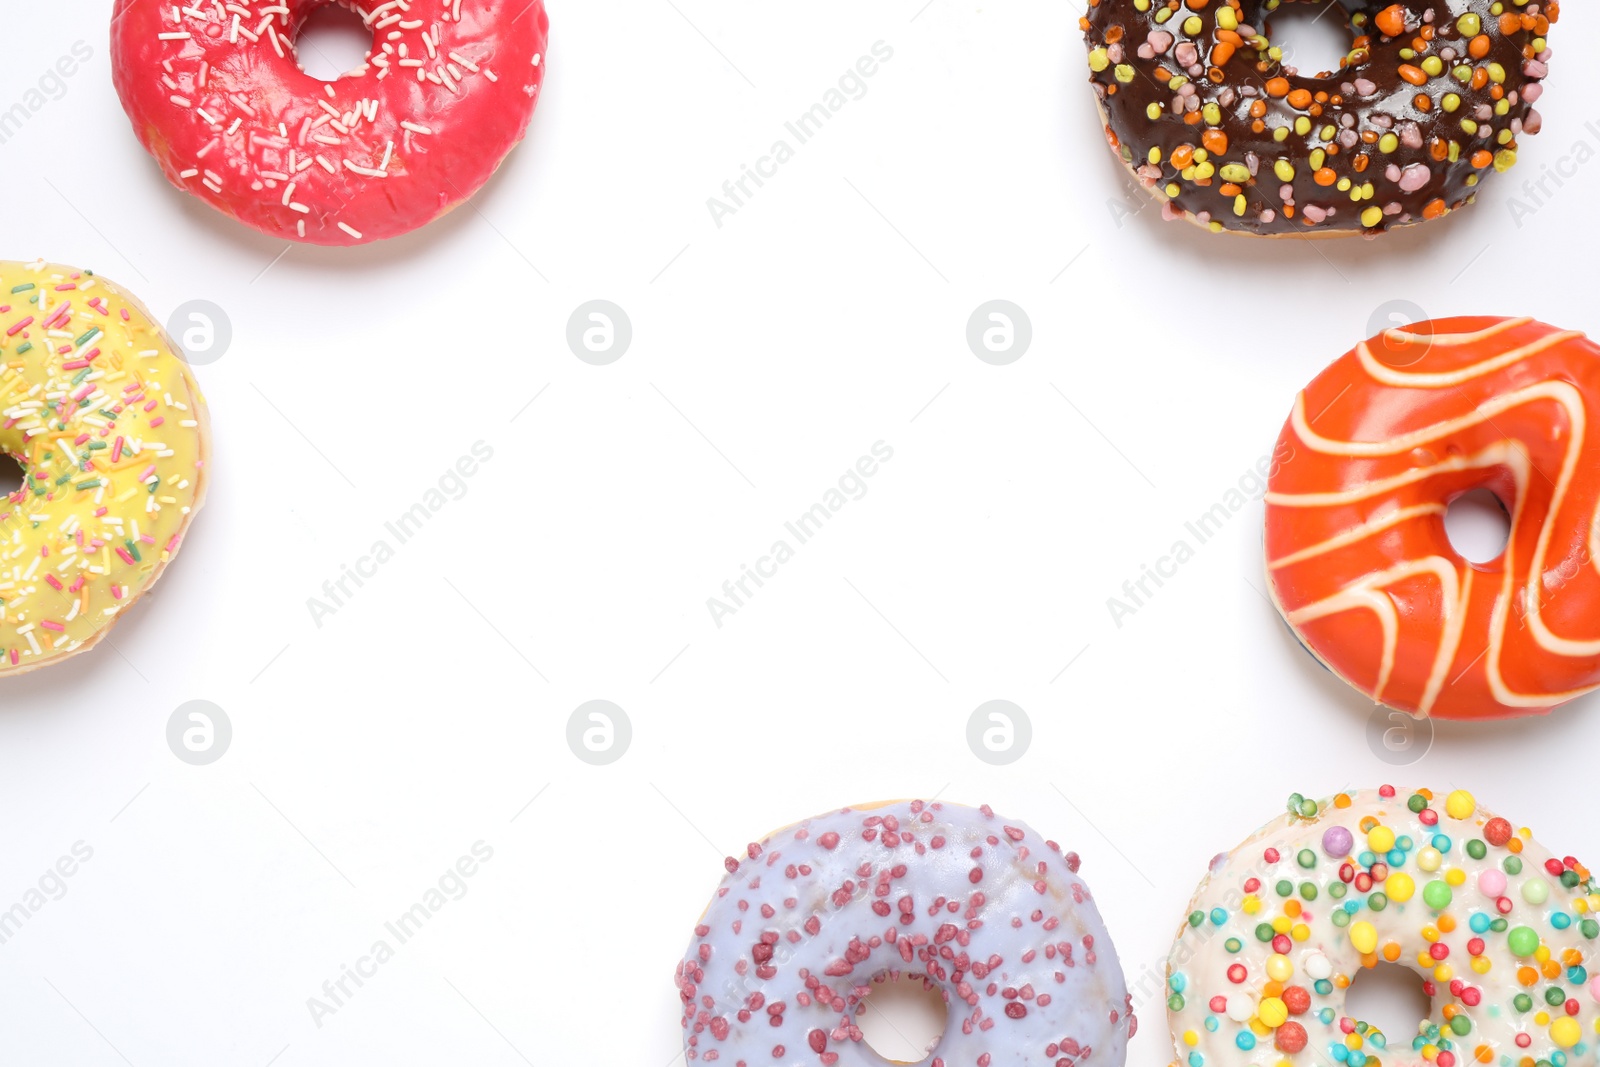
left=1354, top=320, right=1583, bottom=389
left=1267, top=325, right=1600, bottom=715
left=1267, top=504, right=1445, bottom=570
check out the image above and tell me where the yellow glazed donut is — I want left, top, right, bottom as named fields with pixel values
left=0, top=260, right=209, bottom=674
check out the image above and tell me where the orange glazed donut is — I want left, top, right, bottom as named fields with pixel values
left=1264, top=317, right=1600, bottom=720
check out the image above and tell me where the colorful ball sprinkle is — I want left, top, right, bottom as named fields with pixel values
left=1167, top=787, right=1599, bottom=1067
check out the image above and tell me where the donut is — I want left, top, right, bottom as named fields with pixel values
left=0, top=260, right=209, bottom=674
left=1166, top=786, right=1600, bottom=1067
left=110, top=0, right=549, bottom=246
left=1081, top=1, right=1558, bottom=237
left=676, top=799, right=1136, bottom=1067
left=1264, top=316, right=1600, bottom=720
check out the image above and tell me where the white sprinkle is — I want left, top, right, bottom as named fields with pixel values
left=337, top=222, right=363, bottom=239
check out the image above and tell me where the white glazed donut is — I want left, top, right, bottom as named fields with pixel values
left=1167, top=786, right=1600, bottom=1067
left=676, top=799, right=1135, bottom=1067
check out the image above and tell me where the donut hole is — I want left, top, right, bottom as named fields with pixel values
left=294, top=3, right=374, bottom=82
left=1266, top=3, right=1353, bottom=77
left=1344, top=961, right=1432, bottom=1046
left=856, top=971, right=946, bottom=1064
left=1445, top=489, right=1512, bottom=564
left=0, top=453, right=21, bottom=498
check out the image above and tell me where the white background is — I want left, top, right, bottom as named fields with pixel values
left=2, top=1, right=1597, bottom=1064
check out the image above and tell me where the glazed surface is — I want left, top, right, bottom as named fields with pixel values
left=1083, top=0, right=1556, bottom=236
left=1168, top=787, right=1600, bottom=1067
left=676, top=800, right=1134, bottom=1067
left=0, top=261, right=208, bottom=674
left=110, top=0, right=548, bottom=245
left=1265, top=317, right=1600, bottom=720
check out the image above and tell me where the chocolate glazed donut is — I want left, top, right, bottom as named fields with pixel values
left=1081, top=1, right=1558, bottom=238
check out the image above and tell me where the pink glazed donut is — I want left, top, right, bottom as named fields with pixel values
left=110, top=0, right=548, bottom=245
left=675, top=800, right=1136, bottom=1067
